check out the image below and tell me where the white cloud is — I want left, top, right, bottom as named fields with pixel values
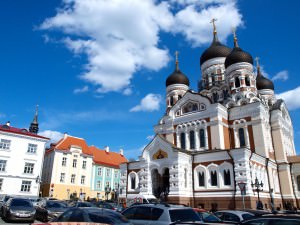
left=130, top=94, right=162, bottom=112
left=73, top=85, right=89, bottom=94
left=272, top=70, right=288, bottom=81
left=40, top=0, right=242, bottom=93
left=39, top=130, right=64, bottom=144
left=276, top=86, right=300, bottom=110
left=123, top=88, right=133, bottom=96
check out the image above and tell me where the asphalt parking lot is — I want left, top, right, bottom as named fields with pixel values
left=0, top=217, right=40, bottom=224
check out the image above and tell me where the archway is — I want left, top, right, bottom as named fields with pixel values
left=151, top=169, right=161, bottom=198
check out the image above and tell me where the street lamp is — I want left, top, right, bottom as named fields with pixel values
left=251, top=177, right=263, bottom=209
left=35, top=175, right=42, bottom=197
left=105, top=185, right=111, bottom=201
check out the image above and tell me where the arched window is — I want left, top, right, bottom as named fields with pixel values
left=245, top=76, right=251, bottom=86
left=180, top=132, right=186, bottom=149
left=224, top=169, right=231, bottom=185
left=190, top=130, right=195, bottom=149
left=238, top=128, right=246, bottom=147
left=178, top=95, right=182, bottom=100
left=199, top=129, right=205, bottom=148
left=297, top=175, right=300, bottom=191
left=184, top=168, right=188, bottom=188
left=130, top=173, right=136, bottom=189
left=211, top=170, right=217, bottom=186
left=170, top=96, right=174, bottom=106
left=235, top=77, right=240, bottom=88
left=198, top=171, right=205, bottom=187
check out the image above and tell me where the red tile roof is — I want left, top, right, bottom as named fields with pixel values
left=89, top=146, right=128, bottom=168
left=0, top=124, right=49, bottom=140
left=48, top=135, right=93, bottom=155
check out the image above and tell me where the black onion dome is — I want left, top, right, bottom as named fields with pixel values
left=200, top=36, right=231, bottom=65
left=225, top=35, right=253, bottom=68
left=166, top=69, right=190, bottom=87
left=256, top=67, right=274, bottom=90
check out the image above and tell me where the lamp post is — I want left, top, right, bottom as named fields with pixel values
left=67, top=189, right=70, bottom=200
left=105, top=185, right=111, bottom=201
left=251, top=177, right=263, bottom=209
left=35, top=175, right=42, bottom=197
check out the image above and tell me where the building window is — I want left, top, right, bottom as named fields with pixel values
left=198, top=171, right=205, bottom=187
left=238, top=128, right=246, bottom=147
left=114, top=170, right=118, bottom=178
left=180, top=133, right=186, bottom=149
left=71, top=174, right=76, bottom=183
left=0, top=160, right=7, bottom=172
left=170, top=96, right=174, bottom=106
left=245, top=76, right=251, bottom=86
left=114, top=182, right=118, bottom=189
left=190, top=130, right=195, bottom=149
left=62, top=157, right=67, bottom=166
left=297, top=175, right=300, bottom=191
left=224, top=169, right=231, bottom=185
left=73, top=159, right=77, bottom=168
left=81, top=176, right=85, bottom=185
left=24, top=163, right=34, bottom=174
left=97, top=167, right=102, bottom=176
left=235, top=77, right=240, bottom=88
left=96, top=180, right=101, bottom=189
left=0, top=179, right=2, bottom=190
left=27, top=143, right=37, bottom=153
left=21, top=181, right=31, bottom=192
left=60, top=173, right=65, bottom=183
left=82, top=161, right=87, bottom=169
left=210, top=171, right=218, bottom=186
left=130, top=175, right=136, bottom=189
left=106, top=168, right=111, bottom=177
left=199, top=129, right=205, bottom=148
left=0, top=139, right=11, bottom=150
left=213, top=92, right=218, bottom=103
left=184, top=168, right=188, bottom=188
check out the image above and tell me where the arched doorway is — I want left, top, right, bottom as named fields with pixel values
left=151, top=169, right=161, bottom=198
left=151, top=168, right=170, bottom=201
left=161, top=168, right=170, bottom=201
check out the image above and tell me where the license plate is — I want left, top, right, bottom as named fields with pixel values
left=18, top=213, right=30, bottom=217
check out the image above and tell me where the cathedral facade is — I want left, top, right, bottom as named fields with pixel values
left=119, top=25, right=300, bottom=210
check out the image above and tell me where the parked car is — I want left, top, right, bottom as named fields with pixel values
left=214, top=210, right=255, bottom=224
left=69, top=201, right=96, bottom=208
left=95, top=201, right=116, bottom=210
left=194, top=209, right=224, bottom=223
left=1, top=197, right=36, bottom=223
left=239, top=214, right=300, bottom=225
left=0, top=195, right=12, bottom=216
left=50, top=207, right=131, bottom=225
left=122, top=203, right=202, bottom=225
left=35, top=200, right=69, bottom=222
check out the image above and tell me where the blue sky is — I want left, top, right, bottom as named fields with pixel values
left=0, top=0, right=299, bottom=160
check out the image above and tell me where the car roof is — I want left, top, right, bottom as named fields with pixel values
left=215, top=210, right=254, bottom=215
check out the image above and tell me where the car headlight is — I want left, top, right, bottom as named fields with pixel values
left=9, top=209, right=16, bottom=214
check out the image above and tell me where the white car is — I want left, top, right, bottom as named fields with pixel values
left=214, top=210, right=255, bottom=223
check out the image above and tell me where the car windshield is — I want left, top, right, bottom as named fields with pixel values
left=169, top=209, right=200, bottom=222
left=47, top=201, right=67, bottom=208
left=199, top=212, right=222, bottom=222
left=242, top=213, right=254, bottom=220
left=11, top=199, right=32, bottom=207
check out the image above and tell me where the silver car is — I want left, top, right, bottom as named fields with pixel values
left=214, top=210, right=254, bottom=223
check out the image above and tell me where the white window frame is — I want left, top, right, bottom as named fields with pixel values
left=60, top=173, right=65, bottom=183
left=0, top=160, right=7, bottom=172
left=106, top=168, right=111, bottom=177
left=71, top=174, right=76, bottom=183
left=62, top=157, right=67, bottom=166
left=97, top=167, right=102, bottom=176
left=81, top=175, right=85, bottom=185
left=24, top=162, right=34, bottom=174
left=73, top=159, right=77, bottom=168
left=96, top=180, right=101, bottom=189
left=0, top=139, right=11, bottom=150
left=114, top=170, right=118, bottom=178
left=0, top=178, right=3, bottom=190
left=82, top=160, right=87, bottom=169
left=27, top=143, right=37, bottom=153
left=21, top=180, right=31, bottom=192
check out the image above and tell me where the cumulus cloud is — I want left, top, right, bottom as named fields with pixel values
left=276, top=86, right=300, bottom=110
left=272, top=70, right=289, bottom=81
left=130, top=94, right=162, bottom=112
left=40, top=0, right=242, bottom=93
left=73, top=85, right=89, bottom=94
left=39, top=130, right=64, bottom=144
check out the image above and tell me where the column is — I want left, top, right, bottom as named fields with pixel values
left=195, top=129, right=200, bottom=150
left=204, top=127, right=209, bottom=150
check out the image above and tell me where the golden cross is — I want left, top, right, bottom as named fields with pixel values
left=175, top=51, right=179, bottom=70
left=210, top=18, right=217, bottom=33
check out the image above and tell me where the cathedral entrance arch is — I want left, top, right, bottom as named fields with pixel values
left=151, top=167, right=170, bottom=201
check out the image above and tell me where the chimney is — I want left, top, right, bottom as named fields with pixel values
left=6, top=121, right=10, bottom=126
left=105, top=146, right=110, bottom=153
left=64, top=132, right=68, bottom=138
left=120, top=148, right=124, bottom=156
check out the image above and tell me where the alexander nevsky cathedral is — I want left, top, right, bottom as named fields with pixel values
left=119, top=21, right=300, bottom=210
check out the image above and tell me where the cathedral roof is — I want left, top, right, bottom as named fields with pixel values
left=200, top=25, right=231, bottom=66
left=225, top=33, right=253, bottom=68
left=166, top=53, right=189, bottom=87
left=256, top=66, right=274, bottom=90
